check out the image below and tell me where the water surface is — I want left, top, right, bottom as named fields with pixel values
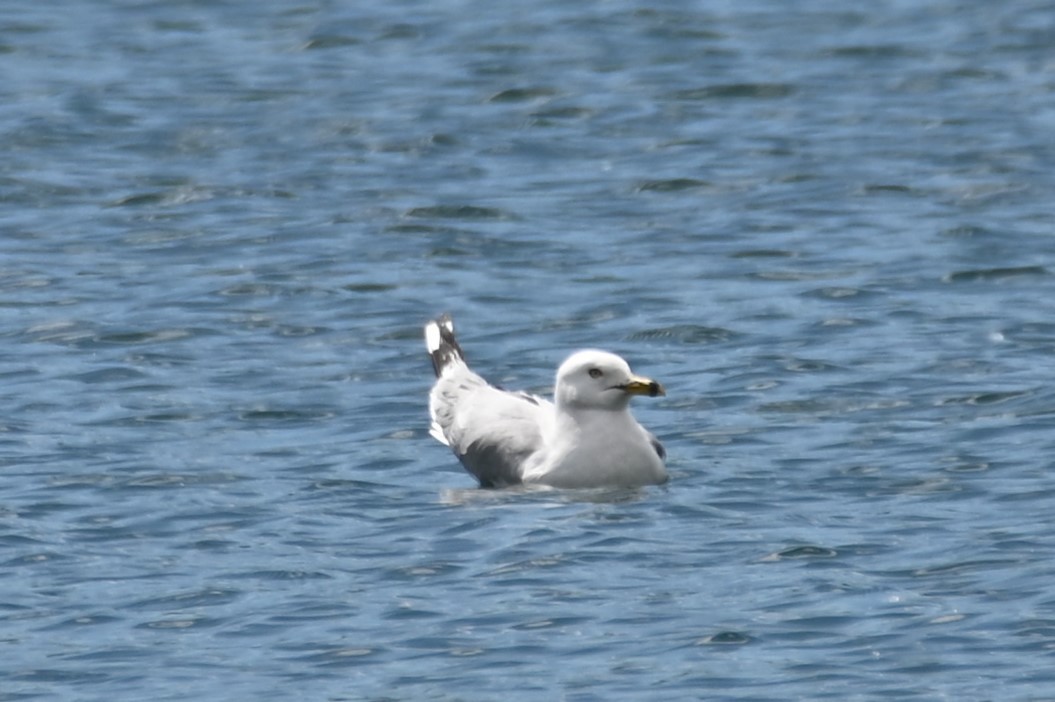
left=3, top=1, right=1055, bottom=700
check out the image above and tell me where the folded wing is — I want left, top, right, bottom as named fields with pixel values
left=426, top=315, right=553, bottom=487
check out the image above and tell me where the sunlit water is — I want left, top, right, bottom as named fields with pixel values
left=3, top=1, right=1055, bottom=700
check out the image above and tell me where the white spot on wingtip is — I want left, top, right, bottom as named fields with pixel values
left=424, top=322, right=441, bottom=352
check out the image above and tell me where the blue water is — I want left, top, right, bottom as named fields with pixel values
left=3, top=1, right=1055, bottom=699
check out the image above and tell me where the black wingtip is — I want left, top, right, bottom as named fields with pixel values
left=425, top=313, right=466, bottom=377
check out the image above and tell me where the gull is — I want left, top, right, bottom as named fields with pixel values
left=424, top=315, right=667, bottom=489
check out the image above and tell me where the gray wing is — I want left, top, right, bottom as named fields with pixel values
left=429, top=367, right=553, bottom=488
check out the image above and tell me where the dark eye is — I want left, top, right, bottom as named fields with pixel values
left=588, top=368, right=603, bottom=379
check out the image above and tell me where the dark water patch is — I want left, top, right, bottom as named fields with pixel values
left=42, top=613, right=124, bottom=630
left=67, top=367, right=149, bottom=384
left=863, top=476, right=962, bottom=498
left=275, top=324, right=329, bottom=337
left=189, top=538, right=239, bottom=551
left=640, top=19, right=726, bottom=43
left=404, top=204, right=513, bottom=220
left=672, top=83, right=796, bottom=100
left=628, top=324, right=735, bottom=345
left=424, top=245, right=471, bottom=258
left=938, top=456, right=991, bottom=473
left=756, top=356, right=843, bottom=374
left=0, top=533, right=48, bottom=547
left=764, top=545, right=839, bottom=561
left=940, top=224, right=995, bottom=238
left=122, top=350, right=198, bottom=367
left=0, top=603, right=39, bottom=622
left=22, top=320, right=101, bottom=347
left=860, top=184, right=917, bottom=195
left=106, top=191, right=170, bottom=208
left=487, top=86, right=559, bottom=102
left=828, top=44, right=924, bottom=59
left=480, top=554, right=567, bottom=579
left=138, top=616, right=224, bottom=630
left=267, top=603, right=359, bottom=626
left=12, top=499, right=89, bottom=518
left=152, top=18, right=204, bottom=32
left=106, top=411, right=204, bottom=425
left=129, top=588, right=242, bottom=612
left=530, top=105, right=593, bottom=122
left=384, top=222, right=475, bottom=236
left=8, top=669, right=111, bottom=684
left=636, top=178, right=712, bottom=193
left=3, top=551, right=71, bottom=567
left=509, top=615, right=592, bottom=631
left=694, top=630, right=753, bottom=646
left=437, top=515, right=502, bottom=537
left=304, top=478, right=392, bottom=494
left=814, top=316, right=876, bottom=329
left=228, top=570, right=334, bottom=581
left=94, top=328, right=198, bottom=345
left=911, top=559, right=1021, bottom=579
left=731, top=249, right=798, bottom=259
left=104, top=184, right=232, bottom=208
left=1013, top=619, right=1055, bottom=644
left=936, top=389, right=1032, bottom=406
left=217, top=282, right=284, bottom=297
left=235, top=407, right=337, bottom=424
left=380, top=23, right=426, bottom=41
left=302, top=34, right=361, bottom=50
left=114, top=472, right=246, bottom=490
left=942, top=266, right=1047, bottom=283
left=383, top=604, right=445, bottom=621
left=767, top=615, right=860, bottom=641
left=749, top=269, right=854, bottom=282
left=801, top=286, right=878, bottom=301
left=385, top=561, right=466, bottom=581
left=293, top=646, right=383, bottom=668
left=217, top=282, right=337, bottom=299
left=343, top=282, right=399, bottom=293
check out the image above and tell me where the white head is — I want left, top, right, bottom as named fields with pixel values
left=554, top=349, right=665, bottom=412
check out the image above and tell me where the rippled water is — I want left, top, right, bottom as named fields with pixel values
left=4, top=1, right=1055, bottom=700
